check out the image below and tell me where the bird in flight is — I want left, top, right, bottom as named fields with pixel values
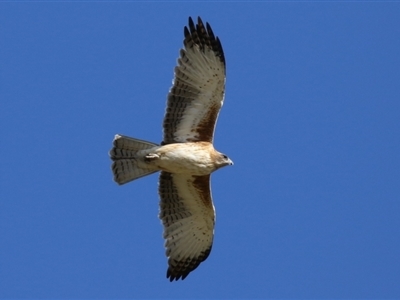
left=109, top=16, right=232, bottom=281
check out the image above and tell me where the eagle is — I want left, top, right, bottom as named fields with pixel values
left=109, top=17, right=232, bottom=281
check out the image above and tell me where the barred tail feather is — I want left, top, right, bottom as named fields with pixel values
left=110, top=134, right=159, bottom=185
left=111, top=159, right=157, bottom=185
left=110, top=134, right=158, bottom=159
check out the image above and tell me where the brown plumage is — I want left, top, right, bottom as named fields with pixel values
left=109, top=17, right=232, bottom=281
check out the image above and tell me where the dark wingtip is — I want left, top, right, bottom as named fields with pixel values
left=188, top=16, right=195, bottom=33
left=197, top=16, right=204, bottom=28
left=165, top=245, right=213, bottom=282
left=166, top=268, right=187, bottom=282
left=183, top=16, right=225, bottom=68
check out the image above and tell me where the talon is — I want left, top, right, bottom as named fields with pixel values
left=145, top=153, right=159, bottom=162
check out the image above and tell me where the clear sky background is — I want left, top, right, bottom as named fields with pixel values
left=1, top=2, right=400, bottom=299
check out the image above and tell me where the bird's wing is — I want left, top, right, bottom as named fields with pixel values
left=158, top=171, right=215, bottom=281
left=162, top=17, right=226, bottom=144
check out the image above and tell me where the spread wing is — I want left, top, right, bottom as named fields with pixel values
left=158, top=172, right=215, bottom=281
left=162, top=17, right=226, bottom=144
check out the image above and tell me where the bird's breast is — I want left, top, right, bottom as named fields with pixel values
left=154, top=142, right=216, bottom=175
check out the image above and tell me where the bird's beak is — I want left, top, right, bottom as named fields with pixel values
left=228, top=158, right=234, bottom=166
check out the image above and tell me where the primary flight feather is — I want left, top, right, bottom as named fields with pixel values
left=110, top=16, right=232, bottom=281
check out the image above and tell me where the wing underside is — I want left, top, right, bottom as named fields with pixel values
left=158, top=171, right=215, bottom=281
left=162, top=17, right=226, bottom=144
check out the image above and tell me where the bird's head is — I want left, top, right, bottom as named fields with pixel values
left=215, top=152, right=234, bottom=169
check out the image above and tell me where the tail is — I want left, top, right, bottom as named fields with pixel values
left=109, top=134, right=159, bottom=185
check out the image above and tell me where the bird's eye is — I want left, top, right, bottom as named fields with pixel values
left=222, top=154, right=228, bottom=159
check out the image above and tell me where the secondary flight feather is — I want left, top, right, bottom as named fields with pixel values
left=109, top=16, right=232, bottom=281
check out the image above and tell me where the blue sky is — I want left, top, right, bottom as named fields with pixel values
left=1, top=2, right=400, bottom=298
